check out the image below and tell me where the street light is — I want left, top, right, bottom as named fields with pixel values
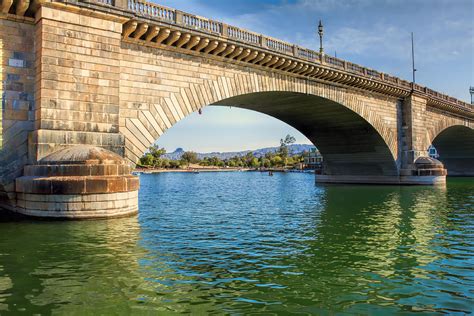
left=470, top=86, right=474, bottom=105
left=318, top=20, right=324, bottom=54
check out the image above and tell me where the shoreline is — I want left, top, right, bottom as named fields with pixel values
left=134, top=167, right=253, bottom=174
left=133, top=167, right=316, bottom=174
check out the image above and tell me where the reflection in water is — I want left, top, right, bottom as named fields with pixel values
left=0, top=217, right=150, bottom=314
left=0, top=173, right=473, bottom=314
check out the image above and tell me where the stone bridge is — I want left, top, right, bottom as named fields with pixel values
left=0, top=0, right=473, bottom=219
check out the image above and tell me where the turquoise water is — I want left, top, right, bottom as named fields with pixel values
left=0, top=172, right=473, bottom=314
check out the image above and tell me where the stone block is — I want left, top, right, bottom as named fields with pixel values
left=84, top=177, right=109, bottom=194
left=51, top=178, right=86, bottom=194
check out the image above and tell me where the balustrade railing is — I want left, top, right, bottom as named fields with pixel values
left=399, top=80, right=412, bottom=89
left=366, top=69, right=381, bottom=80
left=383, top=74, right=398, bottom=85
left=413, top=83, right=424, bottom=92
left=95, top=0, right=114, bottom=6
left=128, top=0, right=174, bottom=21
left=79, top=0, right=473, bottom=111
left=296, top=47, right=319, bottom=61
left=265, top=37, right=293, bottom=54
left=227, top=27, right=260, bottom=44
left=183, top=14, right=222, bottom=33
left=325, top=55, right=345, bottom=69
left=346, top=62, right=365, bottom=75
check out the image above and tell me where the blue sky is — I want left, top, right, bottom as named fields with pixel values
left=154, top=0, right=473, bottom=153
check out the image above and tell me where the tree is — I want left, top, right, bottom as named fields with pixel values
left=250, top=157, right=260, bottom=168
left=139, top=144, right=167, bottom=167
left=139, top=153, right=154, bottom=167
left=161, top=158, right=170, bottom=168
left=181, top=151, right=199, bottom=166
left=279, top=134, right=296, bottom=159
left=244, top=152, right=254, bottom=166
left=271, top=155, right=283, bottom=167
left=169, top=160, right=182, bottom=169
left=262, top=158, right=271, bottom=168
left=149, top=144, right=166, bottom=159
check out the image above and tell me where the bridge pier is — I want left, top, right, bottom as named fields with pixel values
left=14, top=146, right=139, bottom=219
left=316, top=175, right=446, bottom=185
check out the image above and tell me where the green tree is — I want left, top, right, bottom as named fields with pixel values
left=209, top=156, right=221, bottom=166
left=262, top=158, right=271, bottom=168
left=139, top=153, right=154, bottom=167
left=199, top=157, right=211, bottom=167
left=161, top=158, right=170, bottom=168
left=169, top=160, right=182, bottom=168
left=271, top=155, right=283, bottom=167
left=244, top=152, right=254, bottom=166
left=139, top=144, right=167, bottom=167
left=250, top=157, right=260, bottom=168
left=149, top=144, right=166, bottom=157
left=181, top=151, right=199, bottom=166
left=279, top=134, right=296, bottom=159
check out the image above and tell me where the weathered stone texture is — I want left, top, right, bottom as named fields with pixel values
left=0, top=17, right=36, bottom=203
left=119, top=42, right=401, bottom=166
left=33, top=6, right=124, bottom=161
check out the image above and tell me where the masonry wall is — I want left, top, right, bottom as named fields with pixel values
left=119, top=40, right=401, bottom=165
left=31, top=6, right=125, bottom=161
left=0, top=17, right=36, bottom=201
left=424, top=107, right=473, bottom=148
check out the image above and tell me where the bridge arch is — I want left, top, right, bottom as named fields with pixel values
left=122, top=69, right=400, bottom=177
left=431, top=125, right=474, bottom=176
left=120, top=42, right=401, bottom=172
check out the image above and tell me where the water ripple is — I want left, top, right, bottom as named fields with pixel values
left=0, top=173, right=472, bottom=314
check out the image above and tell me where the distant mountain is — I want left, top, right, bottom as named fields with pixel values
left=163, top=144, right=316, bottom=160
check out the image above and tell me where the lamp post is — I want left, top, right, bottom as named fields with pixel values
left=318, top=20, right=324, bottom=55
left=470, top=86, right=474, bottom=105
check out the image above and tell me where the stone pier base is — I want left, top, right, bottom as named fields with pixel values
left=316, top=157, right=447, bottom=186
left=15, top=191, right=138, bottom=219
left=315, top=175, right=446, bottom=185
left=13, top=146, right=139, bottom=219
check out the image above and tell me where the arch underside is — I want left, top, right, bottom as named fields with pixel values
left=433, top=126, right=474, bottom=176
left=212, top=92, right=398, bottom=177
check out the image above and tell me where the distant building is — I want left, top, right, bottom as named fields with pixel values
left=428, top=145, right=439, bottom=159
left=303, top=148, right=323, bottom=170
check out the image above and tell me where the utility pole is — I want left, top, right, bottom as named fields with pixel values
left=470, top=86, right=474, bottom=104
left=411, top=32, right=416, bottom=88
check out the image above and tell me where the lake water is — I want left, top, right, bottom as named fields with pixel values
left=0, top=172, right=473, bottom=314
